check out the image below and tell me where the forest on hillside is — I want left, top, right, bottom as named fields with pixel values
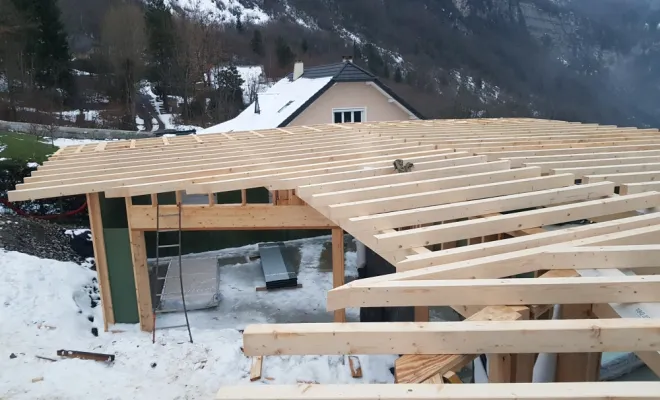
left=1, top=0, right=659, bottom=131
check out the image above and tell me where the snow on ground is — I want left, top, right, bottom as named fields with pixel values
left=56, top=110, right=101, bottom=124
left=0, top=237, right=397, bottom=399
left=136, top=116, right=146, bottom=131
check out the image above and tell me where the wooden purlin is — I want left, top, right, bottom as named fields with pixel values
left=9, top=118, right=660, bottom=202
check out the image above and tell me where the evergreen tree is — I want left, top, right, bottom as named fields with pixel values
left=11, top=0, right=72, bottom=94
left=250, top=29, right=264, bottom=56
left=300, top=38, right=309, bottom=54
left=394, top=67, right=403, bottom=83
left=352, top=40, right=362, bottom=61
left=275, top=36, right=295, bottom=68
left=382, top=63, right=390, bottom=79
left=235, top=14, right=243, bottom=33
left=210, top=65, right=245, bottom=121
left=144, top=0, right=176, bottom=110
left=364, top=43, right=384, bottom=75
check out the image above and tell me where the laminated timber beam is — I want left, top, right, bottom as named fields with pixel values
left=215, top=382, right=660, bottom=400
left=342, top=181, right=615, bottom=232
left=480, top=143, right=660, bottom=161
left=126, top=204, right=336, bottom=231
left=396, top=212, right=660, bottom=271
left=241, top=318, right=660, bottom=356
left=372, top=192, right=660, bottom=251
left=189, top=154, right=487, bottom=194
left=298, top=160, right=515, bottom=199
left=325, top=174, right=576, bottom=220
left=326, top=275, right=660, bottom=310
left=351, top=223, right=660, bottom=285
left=508, top=149, right=660, bottom=168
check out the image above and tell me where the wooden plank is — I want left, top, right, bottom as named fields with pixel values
left=242, top=319, right=660, bottom=356
left=345, top=181, right=614, bottom=233
left=373, top=192, right=660, bottom=250
left=216, top=382, right=660, bottom=399
left=359, top=224, right=660, bottom=286
left=94, top=142, right=108, bottom=152
left=250, top=356, right=263, bottom=381
left=300, top=158, right=504, bottom=198
left=162, top=136, right=170, bottom=145
left=127, top=204, right=337, bottom=230
left=524, top=155, right=660, bottom=173
left=397, top=213, right=660, bottom=271
left=193, top=134, right=203, bottom=143
left=125, top=198, right=153, bottom=332
left=348, top=356, right=362, bottom=378
left=332, top=228, right=346, bottom=323
left=86, top=193, right=114, bottom=330
left=621, top=181, right=660, bottom=195
left=327, top=174, right=576, bottom=220
left=308, top=163, right=536, bottom=205
left=443, top=371, right=463, bottom=384
left=327, top=275, right=660, bottom=310
left=551, top=162, right=660, bottom=179
left=130, top=140, right=136, bottom=149
left=584, top=171, right=660, bottom=184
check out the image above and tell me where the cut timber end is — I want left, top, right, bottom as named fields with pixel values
left=250, top=356, right=263, bottom=381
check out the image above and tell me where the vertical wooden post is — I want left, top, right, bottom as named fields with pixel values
left=241, top=189, right=247, bottom=205
left=488, top=354, right=513, bottom=383
left=86, top=193, right=114, bottom=331
left=512, top=307, right=535, bottom=383
left=555, top=304, right=601, bottom=382
left=125, top=197, right=154, bottom=332
left=332, top=228, right=346, bottom=322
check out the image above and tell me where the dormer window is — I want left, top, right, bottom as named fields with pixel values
left=333, top=108, right=365, bottom=123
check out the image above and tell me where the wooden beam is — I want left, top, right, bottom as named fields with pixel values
left=300, top=159, right=506, bottom=198
left=327, top=174, right=576, bottom=220
left=332, top=228, right=346, bottom=323
left=344, top=181, right=614, bottom=233
left=347, top=224, right=660, bottom=286
left=242, top=319, right=660, bottom=356
left=327, top=275, right=660, bottom=310
left=215, top=382, right=660, bottom=400
left=127, top=204, right=337, bottom=230
left=397, top=213, right=660, bottom=271
left=374, top=192, right=660, bottom=250
left=125, top=198, right=154, bottom=332
left=86, top=193, right=114, bottom=330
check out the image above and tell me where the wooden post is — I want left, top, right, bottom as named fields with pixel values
left=125, top=197, right=154, bottom=332
left=332, top=228, right=346, bottom=322
left=86, top=193, right=114, bottom=331
left=555, top=304, right=601, bottom=382
left=512, top=308, right=535, bottom=383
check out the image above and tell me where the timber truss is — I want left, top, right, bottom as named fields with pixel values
left=8, top=118, right=660, bottom=399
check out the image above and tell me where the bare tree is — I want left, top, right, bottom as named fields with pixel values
left=101, top=1, right=146, bottom=122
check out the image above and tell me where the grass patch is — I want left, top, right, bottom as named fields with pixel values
left=0, top=132, right=57, bottom=163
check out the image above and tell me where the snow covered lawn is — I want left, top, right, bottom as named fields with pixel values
left=0, top=238, right=396, bottom=399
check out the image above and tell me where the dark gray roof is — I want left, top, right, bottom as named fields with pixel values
left=287, top=62, right=376, bottom=82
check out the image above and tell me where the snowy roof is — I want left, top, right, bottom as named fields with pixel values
left=198, top=61, right=423, bottom=134
left=198, top=76, right=333, bottom=134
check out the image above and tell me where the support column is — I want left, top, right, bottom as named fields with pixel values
left=332, top=228, right=346, bottom=322
left=87, top=193, right=114, bottom=331
left=125, top=197, right=154, bottom=332
left=555, top=304, right=601, bottom=382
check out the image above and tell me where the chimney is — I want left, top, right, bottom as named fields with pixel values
left=293, top=60, right=304, bottom=80
left=342, top=55, right=353, bottom=63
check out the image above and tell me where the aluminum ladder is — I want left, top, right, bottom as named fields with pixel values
left=152, top=201, right=193, bottom=344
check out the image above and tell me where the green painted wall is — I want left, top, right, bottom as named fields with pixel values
left=103, top=228, right=139, bottom=323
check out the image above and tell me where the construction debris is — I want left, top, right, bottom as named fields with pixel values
left=250, top=356, right=263, bottom=381
left=348, top=356, right=362, bottom=378
left=56, top=349, right=115, bottom=363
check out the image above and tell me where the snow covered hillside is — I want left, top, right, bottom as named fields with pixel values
left=0, top=237, right=397, bottom=399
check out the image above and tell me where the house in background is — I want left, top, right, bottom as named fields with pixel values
left=199, top=57, right=423, bottom=134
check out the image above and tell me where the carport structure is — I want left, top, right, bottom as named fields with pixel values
left=8, top=118, right=660, bottom=395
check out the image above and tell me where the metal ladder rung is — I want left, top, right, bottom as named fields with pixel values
left=158, top=244, right=180, bottom=248
left=157, top=324, right=189, bottom=330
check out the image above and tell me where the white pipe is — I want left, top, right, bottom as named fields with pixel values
left=356, top=240, right=366, bottom=269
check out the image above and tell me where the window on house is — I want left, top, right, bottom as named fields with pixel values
left=333, top=108, right=365, bottom=123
